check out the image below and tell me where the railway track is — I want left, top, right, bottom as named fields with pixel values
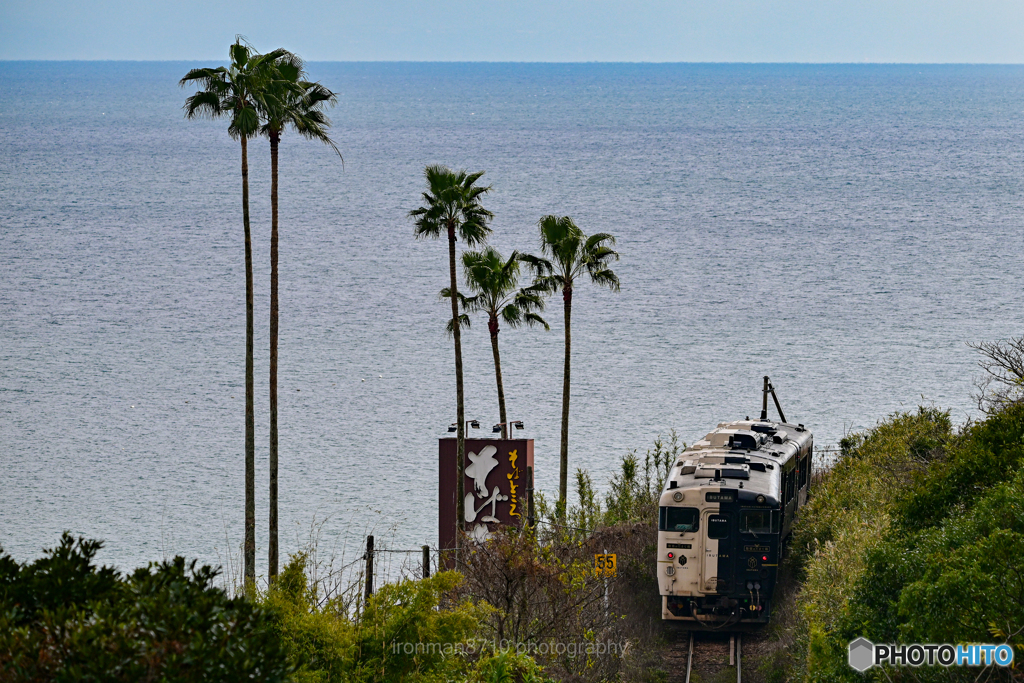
left=668, top=631, right=744, bottom=683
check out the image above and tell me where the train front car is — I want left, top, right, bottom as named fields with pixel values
left=658, top=419, right=812, bottom=628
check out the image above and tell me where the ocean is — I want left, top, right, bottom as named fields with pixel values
left=1, top=62, right=1022, bottom=578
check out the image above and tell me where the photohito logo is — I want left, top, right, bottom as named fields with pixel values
left=848, top=638, right=1014, bottom=671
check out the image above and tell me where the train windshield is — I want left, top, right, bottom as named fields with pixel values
left=740, top=510, right=772, bottom=534
left=659, top=507, right=699, bottom=532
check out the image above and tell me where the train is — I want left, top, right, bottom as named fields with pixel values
left=658, top=377, right=812, bottom=628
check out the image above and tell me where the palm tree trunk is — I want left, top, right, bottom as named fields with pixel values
left=241, top=135, right=256, bottom=586
left=448, top=224, right=465, bottom=552
left=489, top=317, right=507, bottom=440
left=269, top=130, right=280, bottom=579
left=559, top=285, right=572, bottom=517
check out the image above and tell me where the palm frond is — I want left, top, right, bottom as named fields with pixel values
left=587, top=265, right=621, bottom=291
left=179, top=66, right=228, bottom=91
left=181, top=40, right=272, bottom=141
left=518, top=253, right=553, bottom=277
left=584, top=232, right=617, bottom=250
left=537, top=215, right=583, bottom=271
left=228, top=106, right=261, bottom=140
left=500, top=304, right=523, bottom=328
left=522, top=312, right=550, bottom=330
left=439, top=287, right=477, bottom=311
left=182, top=89, right=224, bottom=120
left=586, top=245, right=619, bottom=263
left=512, top=288, right=547, bottom=312
left=444, top=313, right=471, bottom=337
left=532, top=214, right=621, bottom=293
left=529, top=274, right=563, bottom=294
left=229, top=41, right=251, bottom=69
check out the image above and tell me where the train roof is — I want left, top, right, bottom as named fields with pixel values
left=661, top=419, right=813, bottom=505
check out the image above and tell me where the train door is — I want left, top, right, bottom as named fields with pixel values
left=700, top=509, right=716, bottom=593
left=701, top=509, right=733, bottom=593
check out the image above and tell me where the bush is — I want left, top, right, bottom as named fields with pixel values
left=0, top=533, right=291, bottom=682
left=893, top=402, right=1024, bottom=533
left=783, top=408, right=953, bottom=681
left=263, top=553, right=495, bottom=682
left=453, top=434, right=681, bottom=683
left=786, top=403, right=1024, bottom=682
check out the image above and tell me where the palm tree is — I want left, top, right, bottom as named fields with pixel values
left=259, top=58, right=340, bottom=579
left=410, top=166, right=493, bottom=544
left=180, top=40, right=291, bottom=585
left=521, top=216, right=619, bottom=517
left=443, top=247, right=549, bottom=439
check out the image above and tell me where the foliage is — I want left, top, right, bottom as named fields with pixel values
left=892, top=402, right=1024, bottom=533
left=259, top=58, right=340, bottom=154
left=263, top=553, right=495, bottom=682
left=520, top=216, right=621, bottom=298
left=784, top=402, right=1024, bottom=682
left=409, top=166, right=493, bottom=247
left=0, top=533, right=291, bottom=682
left=179, top=39, right=295, bottom=139
left=446, top=246, right=549, bottom=335
left=603, top=432, right=679, bottom=526
left=456, top=434, right=681, bottom=682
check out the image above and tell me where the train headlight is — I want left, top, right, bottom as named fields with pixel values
left=756, top=494, right=766, bottom=504
left=665, top=566, right=676, bottom=576
left=673, top=491, right=684, bottom=502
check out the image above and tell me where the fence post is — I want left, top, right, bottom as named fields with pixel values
left=527, top=466, right=535, bottom=528
left=364, top=535, right=374, bottom=599
left=422, top=545, right=430, bottom=579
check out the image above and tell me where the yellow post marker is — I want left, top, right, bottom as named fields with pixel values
left=594, top=553, right=617, bottom=577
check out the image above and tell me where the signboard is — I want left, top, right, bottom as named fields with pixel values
left=705, top=491, right=735, bottom=503
left=595, top=553, right=617, bottom=577
left=439, top=438, right=534, bottom=551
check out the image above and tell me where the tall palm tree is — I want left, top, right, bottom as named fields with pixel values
left=260, top=59, right=340, bottom=579
left=410, top=166, right=493, bottom=544
left=443, top=247, right=549, bottom=439
left=521, top=216, right=619, bottom=517
left=180, top=40, right=290, bottom=585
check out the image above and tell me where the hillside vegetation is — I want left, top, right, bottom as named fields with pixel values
left=772, top=402, right=1024, bottom=682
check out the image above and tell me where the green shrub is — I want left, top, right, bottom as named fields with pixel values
left=789, top=403, right=1024, bottom=681
left=263, top=552, right=492, bottom=682
left=0, top=533, right=291, bottom=682
left=894, top=402, right=1024, bottom=532
left=786, top=408, right=953, bottom=681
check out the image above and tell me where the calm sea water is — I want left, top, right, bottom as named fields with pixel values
left=2, top=62, right=1022, bottom=577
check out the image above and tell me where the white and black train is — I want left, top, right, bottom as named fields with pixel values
left=658, top=378, right=812, bottom=627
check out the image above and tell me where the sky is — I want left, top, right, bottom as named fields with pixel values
left=1, top=0, right=1023, bottom=63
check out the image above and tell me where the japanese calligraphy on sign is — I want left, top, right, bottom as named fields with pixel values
left=439, top=439, right=534, bottom=552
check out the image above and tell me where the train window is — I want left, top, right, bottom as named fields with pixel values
left=740, top=510, right=771, bottom=534
left=659, top=507, right=699, bottom=532
left=799, top=457, right=808, bottom=488
left=707, top=514, right=730, bottom=539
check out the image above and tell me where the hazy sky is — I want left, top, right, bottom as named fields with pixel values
left=2, top=0, right=1022, bottom=62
